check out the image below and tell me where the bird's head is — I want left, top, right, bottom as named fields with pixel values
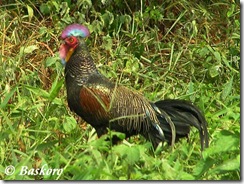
left=59, top=24, right=90, bottom=65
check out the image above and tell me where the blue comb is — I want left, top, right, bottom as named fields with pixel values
left=61, top=24, right=90, bottom=39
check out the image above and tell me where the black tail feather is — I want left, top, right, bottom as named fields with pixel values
left=153, top=99, right=209, bottom=151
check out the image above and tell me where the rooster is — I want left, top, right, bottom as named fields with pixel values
left=59, top=24, right=209, bottom=150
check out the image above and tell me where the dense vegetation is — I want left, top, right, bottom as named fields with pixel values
left=0, top=0, right=240, bottom=180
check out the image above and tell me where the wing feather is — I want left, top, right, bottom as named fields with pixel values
left=110, top=86, right=159, bottom=134
left=79, top=83, right=161, bottom=136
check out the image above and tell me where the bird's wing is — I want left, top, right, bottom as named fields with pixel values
left=109, top=86, right=162, bottom=135
left=79, top=83, right=161, bottom=131
left=79, top=84, right=112, bottom=124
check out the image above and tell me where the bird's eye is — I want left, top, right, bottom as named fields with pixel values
left=65, top=36, right=76, bottom=45
left=68, top=37, right=74, bottom=43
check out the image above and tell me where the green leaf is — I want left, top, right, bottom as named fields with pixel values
left=221, top=76, right=233, bottom=100
left=23, top=45, right=39, bottom=54
left=213, top=51, right=221, bottom=62
left=45, top=56, right=60, bottom=67
left=206, top=45, right=222, bottom=62
left=193, top=157, right=215, bottom=178
left=102, top=35, right=113, bottom=51
left=114, top=144, right=140, bottom=165
left=110, top=131, right=126, bottom=140
left=24, top=85, right=63, bottom=105
left=24, top=85, right=50, bottom=99
left=63, top=116, right=77, bottom=133
left=125, top=57, right=140, bottom=73
left=101, top=11, right=114, bottom=27
left=188, top=81, right=195, bottom=101
left=49, top=76, right=64, bottom=101
left=179, top=171, right=195, bottom=180
left=210, top=154, right=240, bottom=174
left=91, top=20, right=103, bottom=34
left=203, top=130, right=240, bottom=158
left=91, top=149, right=104, bottom=166
left=125, top=146, right=140, bottom=164
left=26, top=5, right=33, bottom=21
left=208, top=65, right=221, bottom=78
left=36, top=141, right=59, bottom=151
left=90, top=135, right=110, bottom=151
left=198, top=46, right=210, bottom=57
left=0, top=86, right=17, bottom=109
left=227, top=4, right=235, bottom=17
left=112, top=144, right=141, bottom=165
left=40, top=3, right=51, bottom=15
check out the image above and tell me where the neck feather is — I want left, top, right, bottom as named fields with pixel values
left=65, top=40, right=99, bottom=85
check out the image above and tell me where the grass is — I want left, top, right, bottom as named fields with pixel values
left=0, top=0, right=240, bottom=180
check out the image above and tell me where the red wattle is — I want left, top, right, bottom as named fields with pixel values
left=59, top=43, right=69, bottom=60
